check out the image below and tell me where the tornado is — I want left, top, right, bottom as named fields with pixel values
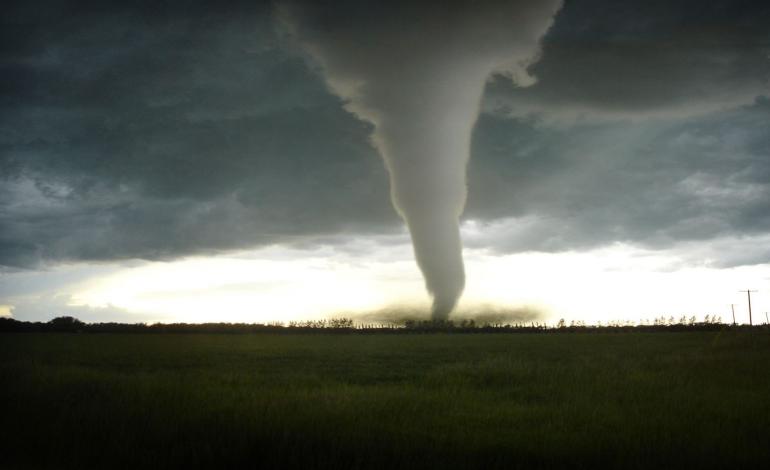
left=280, top=1, right=562, bottom=320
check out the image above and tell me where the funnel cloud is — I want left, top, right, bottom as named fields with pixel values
left=281, top=1, right=562, bottom=319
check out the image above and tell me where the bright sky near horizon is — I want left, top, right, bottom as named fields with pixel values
left=3, top=221, right=769, bottom=325
left=2, top=1, right=769, bottom=325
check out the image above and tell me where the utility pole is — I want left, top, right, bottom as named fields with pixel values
left=765, top=312, right=769, bottom=325
left=739, top=290, right=757, bottom=326
left=731, top=304, right=736, bottom=326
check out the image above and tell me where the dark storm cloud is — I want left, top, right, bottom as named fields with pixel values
left=466, top=96, right=770, bottom=261
left=0, top=0, right=396, bottom=267
left=484, top=0, right=770, bottom=120
left=461, top=0, right=770, bottom=263
left=1, top=0, right=769, bottom=269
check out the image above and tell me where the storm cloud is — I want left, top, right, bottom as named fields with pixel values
left=0, top=0, right=396, bottom=268
left=483, top=0, right=770, bottom=120
left=1, top=0, right=769, bottom=271
left=466, top=97, right=770, bottom=254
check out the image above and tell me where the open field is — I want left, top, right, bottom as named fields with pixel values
left=1, top=331, right=769, bottom=469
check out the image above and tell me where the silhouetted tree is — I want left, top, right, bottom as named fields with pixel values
left=48, top=316, right=85, bottom=332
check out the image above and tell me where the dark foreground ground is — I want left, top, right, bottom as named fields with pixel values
left=1, top=332, right=769, bottom=469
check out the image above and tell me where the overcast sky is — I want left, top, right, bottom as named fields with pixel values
left=2, top=0, right=769, bottom=324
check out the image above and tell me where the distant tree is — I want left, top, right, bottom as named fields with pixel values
left=48, top=316, right=85, bottom=332
left=0, top=317, right=25, bottom=332
left=329, top=318, right=353, bottom=329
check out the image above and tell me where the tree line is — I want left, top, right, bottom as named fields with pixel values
left=0, top=315, right=764, bottom=334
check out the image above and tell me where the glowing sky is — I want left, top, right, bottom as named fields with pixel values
left=3, top=221, right=769, bottom=325
left=1, top=0, right=769, bottom=324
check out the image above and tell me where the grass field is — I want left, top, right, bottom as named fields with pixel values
left=1, top=331, right=769, bottom=469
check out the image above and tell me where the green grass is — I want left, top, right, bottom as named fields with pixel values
left=1, top=332, right=769, bottom=469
